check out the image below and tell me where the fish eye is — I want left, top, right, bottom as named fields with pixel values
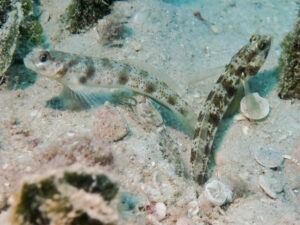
left=258, top=40, right=266, bottom=50
left=39, top=51, right=50, bottom=62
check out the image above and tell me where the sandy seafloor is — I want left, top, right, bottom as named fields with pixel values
left=0, top=0, right=300, bottom=224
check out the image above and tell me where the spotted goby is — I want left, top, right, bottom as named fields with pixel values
left=191, top=34, right=271, bottom=184
left=24, top=49, right=197, bottom=132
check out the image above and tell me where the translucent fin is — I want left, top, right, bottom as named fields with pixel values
left=241, top=79, right=261, bottom=116
left=60, top=86, right=93, bottom=110
left=151, top=99, right=194, bottom=137
left=187, top=66, right=225, bottom=90
left=110, top=90, right=137, bottom=109
left=58, top=86, right=108, bottom=110
left=244, top=95, right=261, bottom=116
left=52, top=86, right=137, bottom=111
left=224, top=85, right=244, bottom=118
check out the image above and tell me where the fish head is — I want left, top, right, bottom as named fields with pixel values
left=229, top=34, right=272, bottom=78
left=24, top=49, right=68, bottom=81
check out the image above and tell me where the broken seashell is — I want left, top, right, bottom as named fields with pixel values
left=187, top=200, right=200, bottom=217
left=203, top=178, right=233, bottom=206
left=254, top=147, right=284, bottom=168
left=282, top=154, right=300, bottom=166
left=240, top=92, right=270, bottom=120
left=259, top=174, right=283, bottom=199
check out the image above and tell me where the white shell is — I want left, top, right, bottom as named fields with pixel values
left=204, top=178, right=233, bottom=206
left=259, top=174, right=283, bottom=199
left=254, top=147, right=284, bottom=168
left=187, top=200, right=200, bottom=217
left=240, top=92, right=270, bottom=120
left=153, top=202, right=167, bottom=221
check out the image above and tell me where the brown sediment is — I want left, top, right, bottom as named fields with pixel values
left=145, top=82, right=156, bottom=93
left=85, top=58, right=95, bottom=78
left=193, top=10, right=205, bottom=22
left=79, top=76, right=87, bottom=84
left=167, top=95, right=177, bottom=106
left=118, top=71, right=129, bottom=85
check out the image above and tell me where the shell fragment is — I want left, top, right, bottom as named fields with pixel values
left=240, top=92, right=270, bottom=120
left=254, top=148, right=284, bottom=168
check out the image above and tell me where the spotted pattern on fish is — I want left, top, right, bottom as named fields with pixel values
left=24, top=35, right=271, bottom=185
left=24, top=49, right=197, bottom=131
left=190, top=34, right=271, bottom=184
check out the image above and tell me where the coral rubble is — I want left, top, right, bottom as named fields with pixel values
left=278, top=17, right=300, bottom=99
left=96, top=14, right=126, bottom=46
left=9, top=168, right=119, bottom=225
left=65, top=0, right=117, bottom=34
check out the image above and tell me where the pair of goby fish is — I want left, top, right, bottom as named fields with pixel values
left=24, top=34, right=271, bottom=184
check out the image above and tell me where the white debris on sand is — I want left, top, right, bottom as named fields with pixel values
left=240, top=92, right=270, bottom=121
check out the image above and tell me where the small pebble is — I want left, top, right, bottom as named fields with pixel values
left=95, top=105, right=128, bottom=142
left=66, top=132, right=75, bottom=137
left=187, top=201, right=200, bottom=217
left=242, top=126, right=249, bottom=135
left=234, top=114, right=246, bottom=121
left=132, top=41, right=142, bottom=52
left=153, top=202, right=167, bottom=221
left=0, top=194, right=7, bottom=210
left=282, top=154, right=300, bottom=166
left=30, top=110, right=40, bottom=117
left=146, top=215, right=161, bottom=225
left=2, top=164, right=9, bottom=170
left=135, top=97, right=163, bottom=131
left=41, top=12, right=51, bottom=23
left=176, top=217, right=195, bottom=225
left=204, top=46, right=211, bottom=57
left=210, top=25, right=219, bottom=34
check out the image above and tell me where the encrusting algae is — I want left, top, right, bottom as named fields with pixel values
left=0, top=0, right=43, bottom=88
left=0, top=2, right=23, bottom=80
left=278, top=15, right=300, bottom=100
left=9, top=168, right=119, bottom=225
left=65, top=0, right=117, bottom=34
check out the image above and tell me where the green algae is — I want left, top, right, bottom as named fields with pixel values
left=0, top=0, right=13, bottom=28
left=1, top=0, right=43, bottom=89
left=65, top=0, right=116, bottom=34
left=63, top=171, right=119, bottom=201
left=14, top=178, right=59, bottom=225
left=278, top=16, right=300, bottom=99
left=14, top=0, right=43, bottom=62
left=19, top=0, right=33, bottom=17
left=11, top=169, right=119, bottom=225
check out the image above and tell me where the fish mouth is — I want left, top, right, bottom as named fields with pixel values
left=23, top=54, right=36, bottom=71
